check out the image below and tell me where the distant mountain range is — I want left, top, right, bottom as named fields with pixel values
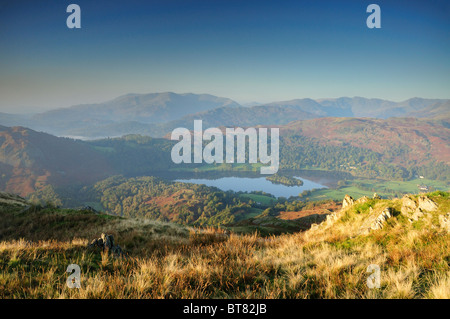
left=0, top=92, right=241, bottom=138
left=405, top=100, right=450, bottom=119
left=0, top=92, right=449, bottom=139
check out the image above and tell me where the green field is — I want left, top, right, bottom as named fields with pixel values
left=305, top=187, right=386, bottom=201
left=235, top=207, right=264, bottom=221
left=364, top=178, right=449, bottom=193
left=239, top=194, right=276, bottom=205
left=307, top=178, right=449, bottom=201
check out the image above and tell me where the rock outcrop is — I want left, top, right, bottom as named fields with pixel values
left=401, top=195, right=417, bottom=215
left=400, top=195, right=437, bottom=222
left=370, top=207, right=392, bottom=230
left=418, top=196, right=438, bottom=212
left=342, top=195, right=355, bottom=208
left=372, top=193, right=381, bottom=200
left=411, top=209, right=426, bottom=221
left=439, top=213, right=450, bottom=232
left=80, top=206, right=99, bottom=214
left=326, top=212, right=339, bottom=223
left=359, top=207, right=393, bottom=235
left=355, top=196, right=369, bottom=204
left=315, top=193, right=444, bottom=237
left=0, top=191, right=28, bottom=206
left=88, top=233, right=125, bottom=258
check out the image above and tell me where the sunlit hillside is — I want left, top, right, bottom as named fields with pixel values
left=1, top=191, right=448, bottom=299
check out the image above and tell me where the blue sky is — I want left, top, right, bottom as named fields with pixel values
left=0, top=0, right=449, bottom=112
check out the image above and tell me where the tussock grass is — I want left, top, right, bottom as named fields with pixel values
left=0, top=193, right=449, bottom=298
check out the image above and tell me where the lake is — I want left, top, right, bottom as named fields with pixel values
left=174, top=175, right=327, bottom=198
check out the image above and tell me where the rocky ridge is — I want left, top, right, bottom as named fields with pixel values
left=309, top=192, right=446, bottom=235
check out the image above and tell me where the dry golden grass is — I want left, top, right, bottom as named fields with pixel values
left=0, top=192, right=449, bottom=299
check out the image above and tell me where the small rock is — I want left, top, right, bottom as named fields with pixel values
left=410, top=208, right=425, bottom=221
left=81, top=206, right=99, bottom=214
left=326, top=212, right=339, bottom=223
left=438, top=213, right=450, bottom=232
left=418, top=196, right=438, bottom=212
left=342, top=195, right=355, bottom=208
left=101, top=233, right=115, bottom=250
left=401, top=195, right=417, bottom=215
left=88, top=233, right=125, bottom=258
left=370, top=207, right=392, bottom=230
left=88, top=237, right=104, bottom=248
left=373, top=193, right=381, bottom=200
left=358, top=207, right=393, bottom=235
left=110, top=245, right=124, bottom=257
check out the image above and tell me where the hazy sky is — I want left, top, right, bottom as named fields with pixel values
left=0, top=0, right=449, bottom=113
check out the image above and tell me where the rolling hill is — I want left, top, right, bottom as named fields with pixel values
left=0, top=125, right=114, bottom=196
left=282, top=117, right=450, bottom=166
left=280, top=117, right=450, bottom=180
left=0, top=126, right=181, bottom=197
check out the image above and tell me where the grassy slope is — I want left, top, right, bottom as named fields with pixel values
left=0, top=192, right=449, bottom=298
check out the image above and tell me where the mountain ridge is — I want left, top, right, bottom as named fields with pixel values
left=1, top=93, right=448, bottom=139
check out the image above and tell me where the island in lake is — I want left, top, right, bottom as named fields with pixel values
left=266, top=173, right=303, bottom=186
